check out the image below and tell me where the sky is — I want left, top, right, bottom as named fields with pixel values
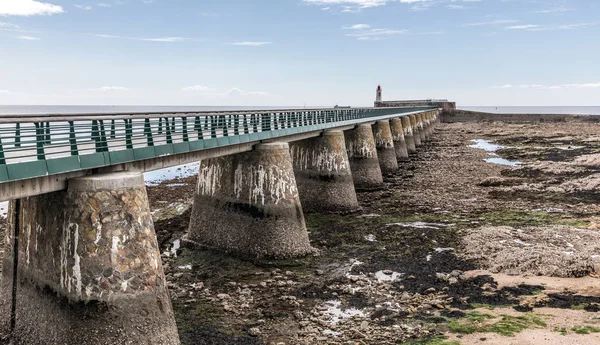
left=0, top=0, right=599, bottom=107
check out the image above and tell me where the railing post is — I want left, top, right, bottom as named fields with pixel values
left=171, top=117, right=176, bottom=133
left=234, top=115, right=240, bottom=136
left=124, top=119, right=133, bottom=149
left=158, top=118, right=163, bottom=134
left=34, top=122, right=46, bottom=160
left=14, top=123, right=20, bottom=148
left=243, top=115, right=249, bottom=134
left=91, top=120, right=102, bottom=153
left=68, top=121, right=78, bottom=156
left=181, top=117, right=189, bottom=142
left=210, top=116, right=217, bottom=139
left=144, top=118, right=154, bottom=146
left=0, top=135, right=5, bottom=165
left=45, top=122, right=50, bottom=144
left=110, top=119, right=116, bottom=139
left=252, top=114, right=258, bottom=133
left=99, top=120, right=108, bottom=152
left=165, top=118, right=173, bottom=144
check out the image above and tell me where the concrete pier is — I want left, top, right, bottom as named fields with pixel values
left=417, top=113, right=427, bottom=142
left=401, top=116, right=416, bottom=153
left=372, top=120, right=398, bottom=174
left=389, top=118, right=409, bottom=161
left=344, top=124, right=384, bottom=190
left=410, top=115, right=422, bottom=147
left=0, top=172, right=179, bottom=345
left=289, top=131, right=359, bottom=213
left=186, top=142, right=314, bottom=259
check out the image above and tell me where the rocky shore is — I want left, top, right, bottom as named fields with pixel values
left=148, top=120, right=600, bottom=344
left=0, top=119, right=598, bottom=345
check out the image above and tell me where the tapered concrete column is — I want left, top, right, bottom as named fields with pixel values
left=410, top=115, right=422, bottom=147
left=372, top=120, right=398, bottom=174
left=187, top=142, right=314, bottom=259
left=423, top=112, right=432, bottom=138
left=389, top=118, right=409, bottom=161
left=417, top=113, right=427, bottom=142
left=344, top=124, right=384, bottom=190
left=0, top=172, right=179, bottom=345
left=401, top=116, right=416, bottom=153
left=289, top=131, right=359, bottom=213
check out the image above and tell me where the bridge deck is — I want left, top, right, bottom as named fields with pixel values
left=0, top=106, right=434, bottom=200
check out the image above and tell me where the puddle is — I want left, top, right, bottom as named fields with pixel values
left=144, top=163, right=199, bottom=186
left=484, top=157, right=521, bottom=167
left=163, top=239, right=181, bottom=258
left=470, top=139, right=521, bottom=167
left=178, top=264, right=192, bottom=270
left=322, top=300, right=367, bottom=324
left=374, top=270, right=403, bottom=282
left=356, top=214, right=381, bottom=219
left=386, top=222, right=456, bottom=229
left=469, top=139, right=507, bottom=152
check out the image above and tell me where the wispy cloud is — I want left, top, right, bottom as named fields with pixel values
left=461, top=19, right=519, bottom=27
left=74, top=4, right=92, bottom=10
left=17, top=35, right=40, bottom=40
left=493, top=82, right=600, bottom=89
left=342, top=24, right=371, bottom=30
left=0, top=0, right=64, bottom=16
left=89, top=86, right=130, bottom=92
left=224, top=41, right=272, bottom=46
left=506, top=25, right=539, bottom=30
left=535, top=7, right=571, bottom=14
left=182, top=85, right=270, bottom=97
left=505, top=23, right=595, bottom=31
left=93, top=34, right=191, bottom=42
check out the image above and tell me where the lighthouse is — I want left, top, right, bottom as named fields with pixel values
left=375, top=85, right=382, bottom=104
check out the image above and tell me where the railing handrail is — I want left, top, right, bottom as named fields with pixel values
left=0, top=106, right=425, bottom=123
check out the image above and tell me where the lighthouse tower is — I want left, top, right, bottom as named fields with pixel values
left=375, top=85, right=382, bottom=104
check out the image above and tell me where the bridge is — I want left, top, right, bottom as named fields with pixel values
left=0, top=104, right=441, bottom=344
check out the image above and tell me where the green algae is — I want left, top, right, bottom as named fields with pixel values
left=403, top=336, right=461, bottom=345
left=448, top=312, right=547, bottom=337
left=572, top=325, right=600, bottom=334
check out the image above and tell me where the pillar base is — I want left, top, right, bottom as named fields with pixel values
left=1, top=172, right=179, bottom=345
left=345, top=124, right=384, bottom=190
left=187, top=142, right=314, bottom=259
left=390, top=118, right=409, bottom=161
left=373, top=120, right=398, bottom=174
left=290, top=131, right=360, bottom=213
left=401, top=116, right=417, bottom=153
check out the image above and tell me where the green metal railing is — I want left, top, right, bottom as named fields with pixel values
left=0, top=107, right=434, bottom=183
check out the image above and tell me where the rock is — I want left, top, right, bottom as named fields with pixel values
left=248, top=327, right=261, bottom=337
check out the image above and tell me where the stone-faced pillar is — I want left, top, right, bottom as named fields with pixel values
left=344, top=124, right=384, bottom=190
left=186, top=142, right=314, bottom=259
left=389, top=118, right=409, bottom=161
left=0, top=172, right=180, bottom=345
left=401, top=116, right=416, bottom=153
left=410, top=115, right=422, bottom=147
left=372, top=120, right=398, bottom=174
left=289, top=131, right=359, bottom=213
left=417, top=113, right=427, bottom=142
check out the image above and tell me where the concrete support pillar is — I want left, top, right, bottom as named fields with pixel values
left=417, top=113, right=427, bottom=142
left=344, top=124, right=384, bottom=190
left=423, top=112, right=432, bottom=138
left=410, top=115, right=422, bottom=147
left=389, top=118, right=409, bottom=161
left=372, top=120, right=398, bottom=174
left=289, top=131, right=359, bottom=213
left=0, top=172, right=179, bottom=345
left=401, top=116, right=416, bottom=153
left=186, top=142, right=314, bottom=259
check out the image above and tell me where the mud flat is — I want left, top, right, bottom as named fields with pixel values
left=0, top=120, right=598, bottom=345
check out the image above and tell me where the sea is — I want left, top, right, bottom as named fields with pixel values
left=0, top=105, right=599, bottom=115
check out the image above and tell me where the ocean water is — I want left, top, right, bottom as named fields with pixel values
left=460, top=106, right=600, bottom=115
left=0, top=105, right=301, bottom=115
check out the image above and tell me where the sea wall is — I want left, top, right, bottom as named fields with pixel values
left=444, top=109, right=600, bottom=123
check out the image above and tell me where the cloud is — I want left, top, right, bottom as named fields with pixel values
left=346, top=28, right=408, bottom=40
left=74, top=4, right=92, bottom=10
left=0, top=0, right=63, bottom=16
left=93, top=34, right=190, bottom=42
left=224, top=41, right=272, bottom=46
left=17, top=35, right=40, bottom=40
left=342, top=24, right=371, bottom=30
left=0, top=21, right=19, bottom=28
left=0, top=90, right=9, bottom=94
left=461, top=19, right=519, bottom=27
left=493, top=82, right=600, bottom=90
left=89, top=86, right=130, bottom=92
left=535, top=8, right=571, bottom=14
left=303, top=0, right=387, bottom=9
left=97, top=3, right=112, bottom=7
left=182, top=85, right=270, bottom=97
left=506, top=25, right=539, bottom=30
